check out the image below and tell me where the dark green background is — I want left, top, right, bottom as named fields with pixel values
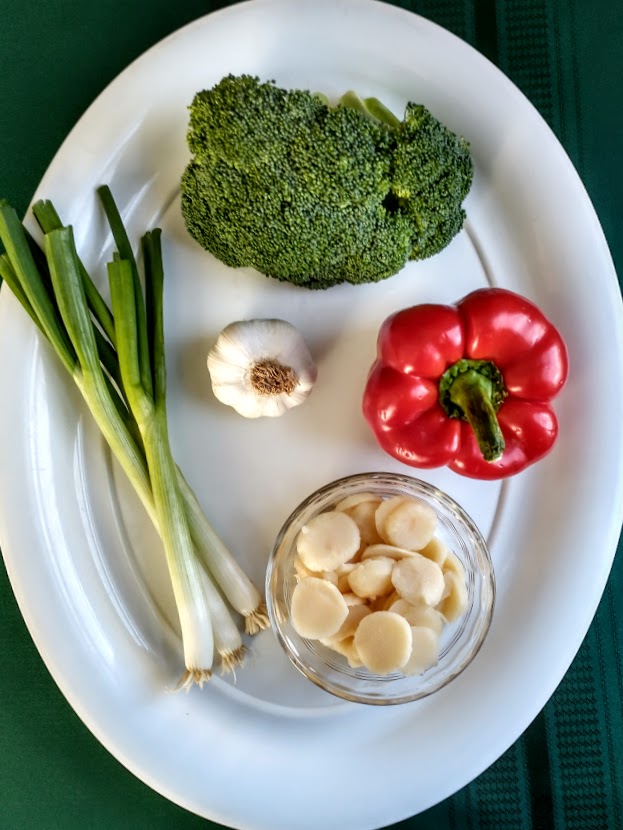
left=1, top=1, right=622, bottom=828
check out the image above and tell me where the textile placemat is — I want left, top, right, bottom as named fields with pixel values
left=0, top=1, right=621, bottom=828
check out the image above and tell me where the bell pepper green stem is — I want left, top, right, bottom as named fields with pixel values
left=439, top=358, right=507, bottom=462
left=448, top=370, right=505, bottom=461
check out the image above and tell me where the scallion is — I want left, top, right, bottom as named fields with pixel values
left=107, top=246, right=214, bottom=686
left=0, top=191, right=271, bottom=687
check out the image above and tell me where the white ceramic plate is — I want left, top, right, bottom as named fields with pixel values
left=1, top=1, right=622, bottom=828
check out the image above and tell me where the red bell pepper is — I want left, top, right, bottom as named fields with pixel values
left=362, top=288, right=568, bottom=479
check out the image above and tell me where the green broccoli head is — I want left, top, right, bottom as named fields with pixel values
left=181, top=75, right=473, bottom=289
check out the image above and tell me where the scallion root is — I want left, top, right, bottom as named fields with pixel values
left=244, top=603, right=270, bottom=635
left=174, top=668, right=213, bottom=693
left=219, top=645, right=247, bottom=675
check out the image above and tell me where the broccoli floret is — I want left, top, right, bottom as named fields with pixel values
left=181, top=75, right=473, bottom=289
left=390, top=103, right=473, bottom=260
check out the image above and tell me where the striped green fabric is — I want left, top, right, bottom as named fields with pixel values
left=0, top=1, right=621, bottom=828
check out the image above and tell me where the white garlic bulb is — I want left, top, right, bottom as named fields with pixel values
left=207, top=319, right=317, bottom=418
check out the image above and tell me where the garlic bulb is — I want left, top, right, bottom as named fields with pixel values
left=207, top=319, right=317, bottom=418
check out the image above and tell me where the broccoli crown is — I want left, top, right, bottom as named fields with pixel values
left=181, top=75, right=473, bottom=289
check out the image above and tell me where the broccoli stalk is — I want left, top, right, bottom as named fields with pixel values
left=181, top=75, right=473, bottom=290
left=338, top=91, right=403, bottom=131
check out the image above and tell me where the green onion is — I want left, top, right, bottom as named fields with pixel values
left=97, top=185, right=152, bottom=397
left=31, top=197, right=270, bottom=634
left=0, top=252, right=45, bottom=333
left=32, top=199, right=117, bottom=347
left=0, top=200, right=76, bottom=375
left=179, top=476, right=269, bottom=634
left=107, top=244, right=213, bottom=686
left=41, top=226, right=155, bottom=516
left=199, top=567, right=246, bottom=675
left=0, top=193, right=271, bottom=686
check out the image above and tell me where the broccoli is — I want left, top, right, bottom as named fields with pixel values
left=181, top=75, right=473, bottom=290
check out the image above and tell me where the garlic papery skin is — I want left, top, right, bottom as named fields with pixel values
left=207, top=319, right=318, bottom=418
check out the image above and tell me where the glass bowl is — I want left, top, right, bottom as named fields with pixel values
left=265, top=472, right=495, bottom=705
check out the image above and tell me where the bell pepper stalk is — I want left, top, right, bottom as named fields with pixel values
left=362, top=287, right=569, bottom=480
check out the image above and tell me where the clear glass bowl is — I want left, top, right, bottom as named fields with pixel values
left=266, top=472, right=495, bottom=705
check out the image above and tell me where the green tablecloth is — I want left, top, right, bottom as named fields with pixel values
left=1, top=1, right=621, bottom=827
